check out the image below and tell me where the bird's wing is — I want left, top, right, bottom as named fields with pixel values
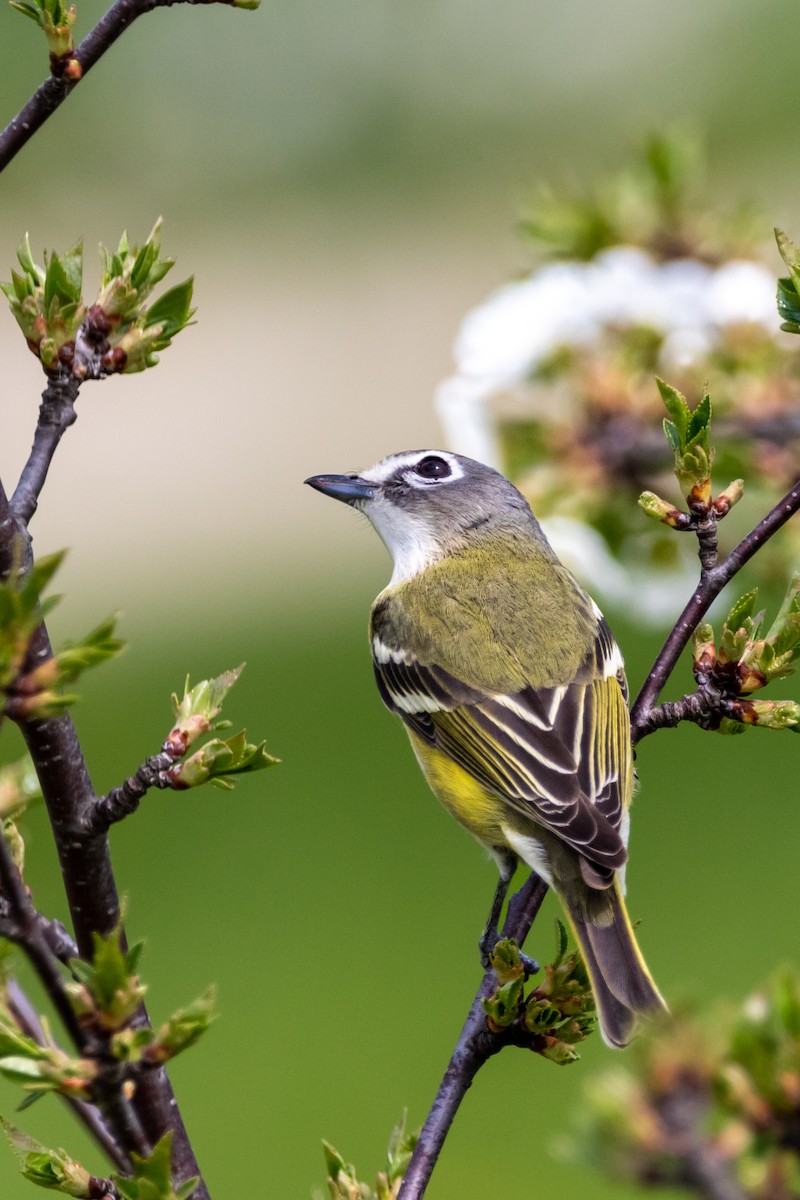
left=372, top=626, right=630, bottom=875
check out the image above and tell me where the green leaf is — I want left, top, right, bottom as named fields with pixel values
left=113, top=1135, right=195, bottom=1200
left=53, top=615, right=125, bottom=684
left=725, top=589, right=758, bottom=634
left=2, top=1119, right=95, bottom=1197
left=68, top=923, right=146, bottom=1031
left=144, top=278, right=195, bottom=341
left=146, top=986, right=217, bottom=1064
left=656, top=379, right=689, bottom=443
left=166, top=664, right=245, bottom=754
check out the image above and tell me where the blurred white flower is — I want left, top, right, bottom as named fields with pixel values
left=435, top=247, right=780, bottom=458
left=434, top=245, right=782, bottom=616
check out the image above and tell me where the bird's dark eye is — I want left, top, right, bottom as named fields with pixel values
left=414, top=455, right=451, bottom=480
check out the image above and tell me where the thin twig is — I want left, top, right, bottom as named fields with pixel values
left=631, top=475, right=800, bottom=743
left=12, top=376, right=80, bottom=525
left=87, top=752, right=176, bottom=835
left=0, top=823, right=88, bottom=1051
left=397, top=874, right=548, bottom=1200
left=0, top=0, right=241, bottom=175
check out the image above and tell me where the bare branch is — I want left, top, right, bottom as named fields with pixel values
left=12, top=375, right=80, bottom=525
left=87, top=751, right=177, bottom=836
left=0, top=0, right=246, bottom=175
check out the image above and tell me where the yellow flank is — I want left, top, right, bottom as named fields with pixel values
left=407, top=729, right=508, bottom=848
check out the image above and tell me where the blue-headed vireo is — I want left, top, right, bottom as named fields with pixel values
left=306, top=450, right=665, bottom=1047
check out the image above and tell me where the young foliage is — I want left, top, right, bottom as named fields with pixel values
left=1, top=223, right=193, bottom=377
left=0, top=552, right=123, bottom=721
left=1, top=238, right=85, bottom=371
left=775, top=227, right=800, bottom=334
left=112, top=987, right=217, bottom=1067
left=113, top=1135, right=198, bottom=1200
left=161, top=666, right=278, bottom=791
left=1, top=1120, right=100, bottom=1198
left=696, top=576, right=800, bottom=730
left=7, top=0, right=79, bottom=71
left=482, top=925, right=597, bottom=1065
left=319, top=1112, right=418, bottom=1200
left=94, top=220, right=195, bottom=374
left=165, top=666, right=244, bottom=756
left=67, top=926, right=146, bottom=1034
left=657, top=379, right=714, bottom=505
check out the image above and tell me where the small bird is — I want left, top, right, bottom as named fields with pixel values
left=305, top=449, right=665, bottom=1047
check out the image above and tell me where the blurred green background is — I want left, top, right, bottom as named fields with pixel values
left=2, top=1, right=800, bottom=1197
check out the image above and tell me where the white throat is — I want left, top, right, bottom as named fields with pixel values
left=362, top=494, right=445, bottom=583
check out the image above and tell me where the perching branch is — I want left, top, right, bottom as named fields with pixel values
left=0, top=0, right=249, bottom=175
left=397, top=874, right=548, bottom=1200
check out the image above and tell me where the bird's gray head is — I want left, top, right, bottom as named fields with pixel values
left=305, top=449, right=547, bottom=582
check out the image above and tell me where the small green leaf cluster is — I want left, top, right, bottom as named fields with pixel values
left=114, top=1135, right=198, bottom=1200
left=319, top=1113, right=418, bottom=1200
left=638, top=380, right=744, bottom=536
left=1, top=223, right=193, bottom=378
left=0, top=755, right=41, bottom=874
left=8, top=0, right=79, bottom=68
left=94, top=221, right=195, bottom=374
left=2, top=1120, right=98, bottom=1198
left=775, top=228, right=800, bottom=334
left=659, top=379, right=713, bottom=504
left=0, top=237, right=84, bottom=372
left=2, top=1125, right=198, bottom=1199
left=0, top=1002, right=96, bottom=1104
left=66, top=928, right=146, bottom=1034
left=560, top=972, right=800, bottom=1199
left=482, top=925, right=597, bottom=1065
left=692, top=576, right=800, bottom=732
left=0, top=551, right=123, bottom=722
left=162, top=667, right=278, bottom=791
left=64, top=925, right=216, bottom=1069
left=112, top=988, right=216, bottom=1068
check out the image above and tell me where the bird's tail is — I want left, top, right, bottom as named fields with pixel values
left=566, top=880, right=667, bottom=1049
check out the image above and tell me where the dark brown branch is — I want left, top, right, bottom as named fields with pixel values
left=6, top=980, right=130, bottom=1173
left=12, top=375, right=80, bottom=525
left=0, top=535, right=209, bottom=1192
left=15, top=631, right=210, bottom=1196
left=0, top=822, right=88, bottom=1050
left=397, top=874, right=548, bottom=1200
left=631, top=475, right=800, bottom=744
left=87, top=751, right=176, bottom=835
left=0, top=0, right=241, bottom=175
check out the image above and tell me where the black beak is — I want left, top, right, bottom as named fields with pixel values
left=304, top=473, right=376, bottom=505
